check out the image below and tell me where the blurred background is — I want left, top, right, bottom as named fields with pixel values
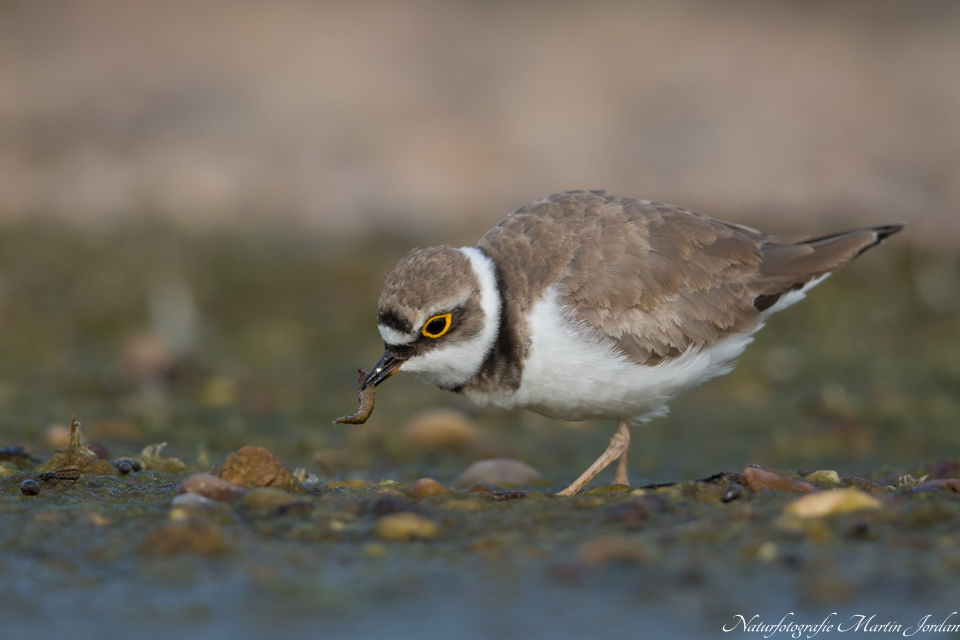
left=0, top=0, right=959, bottom=485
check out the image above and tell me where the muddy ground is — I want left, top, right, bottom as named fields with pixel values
left=0, top=223, right=959, bottom=639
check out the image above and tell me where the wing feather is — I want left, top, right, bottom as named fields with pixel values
left=476, top=190, right=903, bottom=366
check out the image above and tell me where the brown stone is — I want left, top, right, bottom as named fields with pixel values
left=912, top=478, right=960, bottom=493
left=242, top=487, right=304, bottom=507
left=840, top=476, right=890, bottom=494
left=455, top=458, right=542, bottom=488
left=921, top=460, right=960, bottom=480
left=401, top=409, right=480, bottom=451
left=139, top=520, right=226, bottom=556
left=176, top=473, right=246, bottom=503
left=407, top=477, right=448, bottom=498
left=784, top=488, right=882, bottom=519
left=375, top=512, right=439, bottom=541
left=740, top=466, right=817, bottom=494
left=214, top=446, right=298, bottom=491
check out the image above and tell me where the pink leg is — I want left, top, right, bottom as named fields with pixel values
left=557, top=419, right=631, bottom=496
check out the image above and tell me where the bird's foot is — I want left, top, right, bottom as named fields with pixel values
left=557, top=419, right=631, bottom=496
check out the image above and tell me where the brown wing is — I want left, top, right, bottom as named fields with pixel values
left=478, top=190, right=902, bottom=366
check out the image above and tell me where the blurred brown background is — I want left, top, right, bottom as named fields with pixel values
left=1, top=0, right=959, bottom=243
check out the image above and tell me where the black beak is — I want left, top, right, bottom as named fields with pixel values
left=361, top=350, right=405, bottom=390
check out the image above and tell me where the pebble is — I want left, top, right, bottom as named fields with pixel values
left=721, top=485, right=742, bottom=503
left=578, top=536, right=651, bottom=565
left=20, top=479, right=40, bottom=496
left=740, top=466, right=817, bottom=494
left=111, top=457, right=143, bottom=472
left=607, top=495, right=668, bottom=529
left=242, top=487, right=303, bottom=508
left=176, top=473, right=246, bottom=503
left=375, top=512, right=439, bottom=541
left=455, top=458, right=542, bottom=488
left=0, top=446, right=39, bottom=466
left=757, top=541, right=779, bottom=562
left=804, top=469, right=841, bottom=484
left=840, top=476, right=889, bottom=494
left=85, top=442, right=110, bottom=460
left=487, top=490, right=527, bottom=501
left=912, top=478, right=960, bottom=493
left=171, top=493, right=219, bottom=508
left=367, top=496, right=414, bottom=516
left=784, top=488, right=882, bottom=519
left=921, top=460, right=960, bottom=480
left=118, top=461, right=133, bottom=474
left=406, top=477, right=448, bottom=498
left=401, top=409, right=480, bottom=451
left=324, top=478, right=371, bottom=489
left=214, top=446, right=298, bottom=491
left=139, top=519, right=226, bottom=556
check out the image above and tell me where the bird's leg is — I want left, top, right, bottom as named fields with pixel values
left=557, top=419, right=632, bottom=496
left=614, top=439, right=630, bottom=486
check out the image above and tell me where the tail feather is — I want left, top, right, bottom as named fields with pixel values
left=751, top=223, right=904, bottom=311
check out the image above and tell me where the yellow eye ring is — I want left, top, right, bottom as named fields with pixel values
left=421, top=313, right=452, bottom=339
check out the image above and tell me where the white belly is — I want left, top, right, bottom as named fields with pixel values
left=463, top=286, right=757, bottom=421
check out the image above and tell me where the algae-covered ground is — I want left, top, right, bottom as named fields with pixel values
left=1, top=221, right=959, bottom=639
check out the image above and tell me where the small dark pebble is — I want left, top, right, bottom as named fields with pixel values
left=367, top=496, right=414, bottom=517
left=111, top=457, right=142, bottom=472
left=607, top=495, right=669, bottom=529
left=276, top=502, right=315, bottom=517
left=721, top=485, right=742, bottom=503
left=0, top=446, right=40, bottom=464
left=782, top=553, right=803, bottom=569
left=696, top=471, right=742, bottom=485
left=86, top=442, right=110, bottom=460
left=487, top=490, right=527, bottom=501
left=20, top=479, right=40, bottom=496
left=118, top=461, right=133, bottom=474
left=922, top=460, right=960, bottom=480
left=847, top=521, right=873, bottom=540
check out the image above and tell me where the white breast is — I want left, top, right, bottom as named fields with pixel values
left=461, top=274, right=830, bottom=421
left=465, top=286, right=757, bottom=421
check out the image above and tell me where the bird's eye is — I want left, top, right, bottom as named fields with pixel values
left=422, top=313, right=452, bottom=338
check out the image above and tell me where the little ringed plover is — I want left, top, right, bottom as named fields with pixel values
left=360, top=190, right=903, bottom=495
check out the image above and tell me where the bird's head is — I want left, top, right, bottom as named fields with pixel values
left=364, top=245, right=501, bottom=391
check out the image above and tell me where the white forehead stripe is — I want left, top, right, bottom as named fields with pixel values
left=378, top=324, right=416, bottom=345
